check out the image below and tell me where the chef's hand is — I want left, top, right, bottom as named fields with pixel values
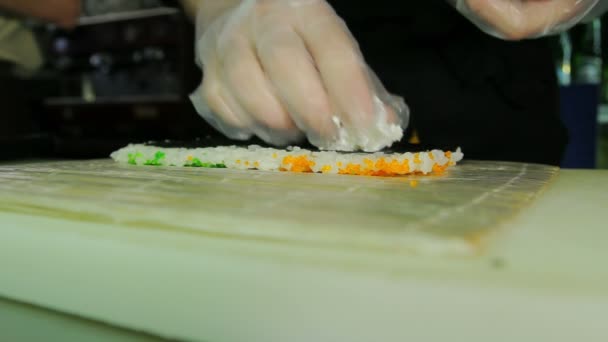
left=189, top=0, right=409, bottom=152
left=450, top=0, right=599, bottom=40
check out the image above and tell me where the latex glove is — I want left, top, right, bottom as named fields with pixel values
left=189, top=0, right=409, bottom=152
left=449, top=0, right=600, bottom=40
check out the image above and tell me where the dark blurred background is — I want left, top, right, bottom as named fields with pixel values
left=552, top=17, right=608, bottom=169
left=1, top=0, right=607, bottom=168
left=2, top=0, right=211, bottom=160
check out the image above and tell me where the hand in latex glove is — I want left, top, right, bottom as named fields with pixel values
left=189, top=0, right=409, bottom=152
left=449, top=0, right=599, bottom=40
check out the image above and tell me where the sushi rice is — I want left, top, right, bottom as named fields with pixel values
left=111, top=144, right=464, bottom=176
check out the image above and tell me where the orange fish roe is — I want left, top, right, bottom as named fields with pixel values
left=445, top=151, right=452, bottom=159
left=401, top=160, right=411, bottom=173
left=339, top=163, right=362, bottom=175
left=388, top=159, right=402, bottom=173
left=432, top=163, right=448, bottom=174
left=375, top=158, right=388, bottom=170
left=286, top=152, right=450, bottom=176
left=372, top=170, right=390, bottom=177
left=282, top=155, right=315, bottom=173
left=324, top=159, right=420, bottom=177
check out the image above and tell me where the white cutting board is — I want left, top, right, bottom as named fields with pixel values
left=0, top=160, right=607, bottom=342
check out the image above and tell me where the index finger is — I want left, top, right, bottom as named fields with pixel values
left=294, top=2, right=376, bottom=131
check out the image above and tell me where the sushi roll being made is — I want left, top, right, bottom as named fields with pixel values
left=111, top=144, right=464, bottom=177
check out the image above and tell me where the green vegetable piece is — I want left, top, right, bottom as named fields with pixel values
left=190, top=158, right=204, bottom=167
left=185, top=158, right=226, bottom=169
left=128, top=152, right=143, bottom=165
left=144, top=151, right=166, bottom=166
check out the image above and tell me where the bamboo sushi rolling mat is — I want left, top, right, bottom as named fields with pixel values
left=0, top=159, right=557, bottom=256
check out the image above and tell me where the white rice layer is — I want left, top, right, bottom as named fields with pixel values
left=111, top=144, right=464, bottom=176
